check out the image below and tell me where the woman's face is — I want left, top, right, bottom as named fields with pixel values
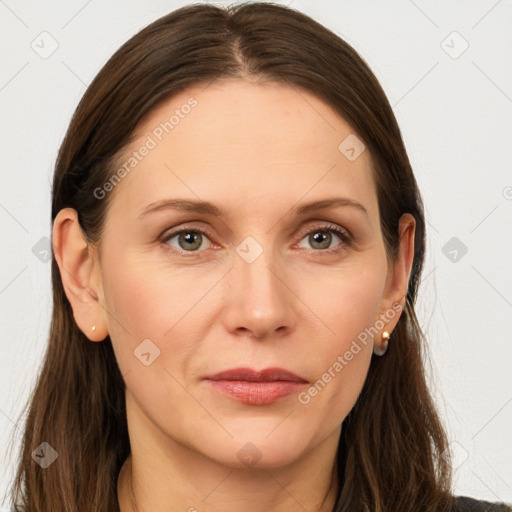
left=88, top=78, right=411, bottom=469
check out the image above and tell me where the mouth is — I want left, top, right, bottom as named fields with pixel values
left=201, top=367, right=309, bottom=405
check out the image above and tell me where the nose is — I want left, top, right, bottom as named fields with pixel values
left=221, top=242, right=297, bottom=340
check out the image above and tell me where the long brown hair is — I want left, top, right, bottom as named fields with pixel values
left=6, top=2, right=455, bottom=510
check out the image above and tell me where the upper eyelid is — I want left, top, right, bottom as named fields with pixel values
left=162, top=221, right=349, bottom=238
left=295, top=222, right=350, bottom=238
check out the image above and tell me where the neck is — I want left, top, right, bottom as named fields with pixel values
left=118, top=456, right=339, bottom=512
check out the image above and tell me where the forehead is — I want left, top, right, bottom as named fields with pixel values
left=106, top=78, right=378, bottom=224
left=133, top=78, right=365, bottom=160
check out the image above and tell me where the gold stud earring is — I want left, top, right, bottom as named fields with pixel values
left=373, top=330, right=390, bottom=356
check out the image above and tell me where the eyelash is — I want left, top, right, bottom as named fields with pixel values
left=159, top=223, right=352, bottom=257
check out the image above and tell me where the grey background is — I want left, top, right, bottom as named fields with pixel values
left=1, top=0, right=511, bottom=507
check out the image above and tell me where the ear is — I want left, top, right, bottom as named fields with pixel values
left=378, top=213, right=416, bottom=333
left=52, top=208, right=109, bottom=342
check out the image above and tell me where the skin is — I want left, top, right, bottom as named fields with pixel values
left=53, top=78, right=415, bottom=512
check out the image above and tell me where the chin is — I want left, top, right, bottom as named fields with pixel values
left=204, top=423, right=313, bottom=469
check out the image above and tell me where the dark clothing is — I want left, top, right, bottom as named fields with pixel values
left=10, top=494, right=512, bottom=511
left=452, top=495, right=512, bottom=511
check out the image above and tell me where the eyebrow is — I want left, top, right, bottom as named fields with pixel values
left=138, top=196, right=368, bottom=219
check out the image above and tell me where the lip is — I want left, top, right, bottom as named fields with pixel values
left=203, top=367, right=308, bottom=383
left=202, top=367, right=308, bottom=405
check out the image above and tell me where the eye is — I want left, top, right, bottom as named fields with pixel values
left=161, top=227, right=214, bottom=254
left=160, top=222, right=351, bottom=256
left=296, top=223, right=351, bottom=253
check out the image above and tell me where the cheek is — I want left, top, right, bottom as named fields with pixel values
left=101, top=255, right=205, bottom=422
left=101, top=250, right=227, bottom=380
left=104, top=266, right=171, bottom=336
left=104, top=249, right=208, bottom=332
left=304, top=258, right=386, bottom=347
left=100, top=253, right=186, bottom=369
left=295, top=261, right=385, bottom=418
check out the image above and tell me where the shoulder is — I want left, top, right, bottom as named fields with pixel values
left=452, top=495, right=512, bottom=512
